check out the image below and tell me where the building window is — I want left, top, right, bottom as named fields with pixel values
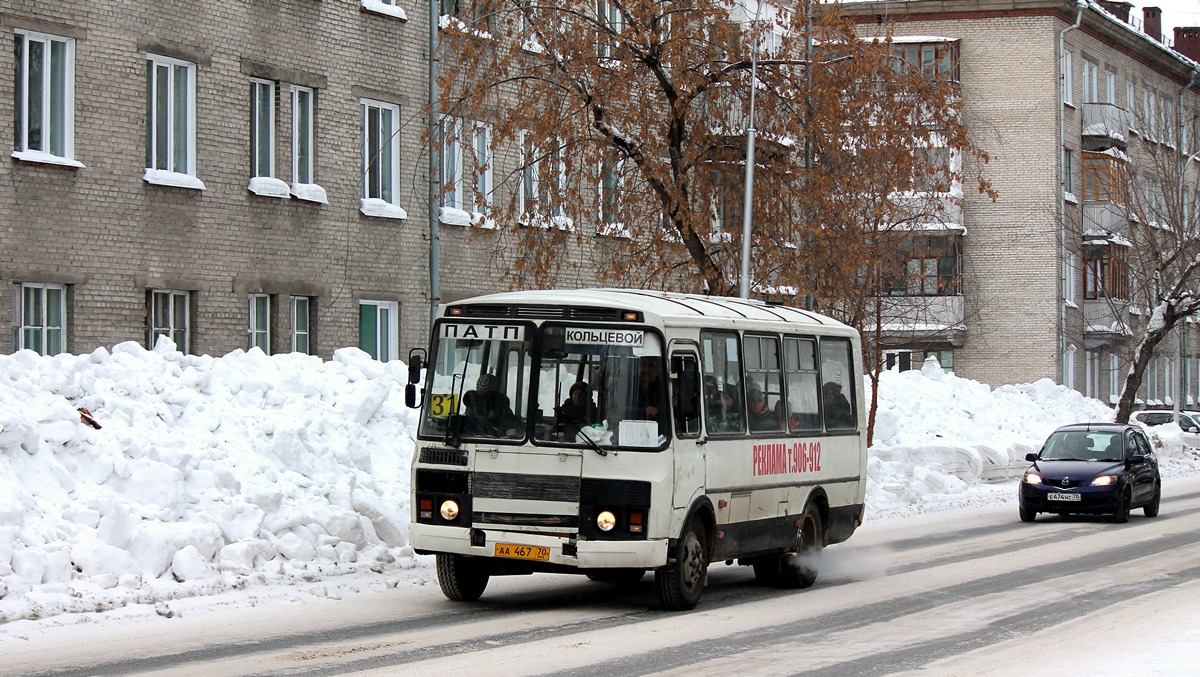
left=146, top=54, right=197, bottom=176
left=1063, top=147, right=1075, bottom=197
left=1061, top=50, right=1073, bottom=106
left=472, top=121, right=493, bottom=217
left=1110, top=353, right=1121, bottom=402
left=361, top=99, right=400, bottom=205
left=1063, top=349, right=1076, bottom=389
left=1064, top=251, right=1078, bottom=306
left=16, top=283, right=66, bottom=356
left=291, top=296, right=312, bottom=354
left=14, top=30, right=75, bottom=161
left=599, top=154, right=624, bottom=227
left=248, top=293, right=271, bottom=353
left=250, top=79, right=275, bottom=179
left=359, top=300, right=398, bottom=361
left=927, top=349, right=954, bottom=372
left=1081, top=151, right=1127, bottom=203
left=883, top=234, right=961, bottom=296
left=439, top=116, right=463, bottom=209
left=148, top=289, right=189, bottom=353
left=1081, top=57, right=1098, bottom=103
left=1105, top=67, right=1117, bottom=104
left=890, top=40, right=959, bottom=83
left=597, top=0, right=624, bottom=59
left=1085, top=350, right=1100, bottom=399
left=293, top=86, right=315, bottom=185
left=1084, top=242, right=1129, bottom=300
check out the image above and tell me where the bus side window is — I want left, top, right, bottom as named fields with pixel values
left=671, top=353, right=701, bottom=438
left=784, top=337, right=821, bottom=432
left=820, top=337, right=857, bottom=431
left=700, top=330, right=745, bottom=434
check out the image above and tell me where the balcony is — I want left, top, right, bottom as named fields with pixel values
left=876, top=295, right=966, bottom=347
left=1082, top=201, right=1130, bottom=235
left=1081, top=103, right=1131, bottom=147
left=1083, top=297, right=1132, bottom=349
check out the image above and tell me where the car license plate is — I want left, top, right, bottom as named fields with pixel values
left=494, top=543, right=551, bottom=561
left=1048, top=492, right=1081, bottom=502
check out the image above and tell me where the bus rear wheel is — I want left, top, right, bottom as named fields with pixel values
left=436, top=553, right=490, bottom=602
left=753, top=505, right=823, bottom=589
left=655, top=519, right=708, bottom=611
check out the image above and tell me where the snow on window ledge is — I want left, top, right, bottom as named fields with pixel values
left=144, top=169, right=205, bottom=190
left=291, top=183, right=328, bottom=204
left=361, top=0, right=407, bottom=21
left=360, top=198, right=407, bottom=220
left=1064, top=191, right=1079, bottom=204
left=12, top=150, right=85, bottom=169
left=439, top=206, right=472, bottom=227
left=472, top=213, right=497, bottom=229
left=247, top=177, right=290, bottom=198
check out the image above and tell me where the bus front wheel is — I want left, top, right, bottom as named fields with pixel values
left=436, top=553, right=490, bottom=602
left=753, top=505, right=823, bottom=589
left=655, top=519, right=708, bottom=611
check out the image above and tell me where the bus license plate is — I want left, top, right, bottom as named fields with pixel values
left=1048, top=492, right=1080, bottom=502
left=494, top=543, right=551, bottom=561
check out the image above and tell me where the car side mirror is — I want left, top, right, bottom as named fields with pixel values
left=1188, top=427, right=1199, bottom=434
left=1127, top=454, right=1146, bottom=465
left=1025, top=452, right=1038, bottom=462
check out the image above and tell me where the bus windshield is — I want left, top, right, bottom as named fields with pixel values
left=418, top=322, right=532, bottom=442
left=532, top=325, right=666, bottom=450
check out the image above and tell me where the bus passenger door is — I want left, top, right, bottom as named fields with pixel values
left=669, top=348, right=704, bottom=509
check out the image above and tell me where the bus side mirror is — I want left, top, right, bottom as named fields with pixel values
left=406, top=348, right=426, bottom=384
left=405, top=383, right=419, bottom=409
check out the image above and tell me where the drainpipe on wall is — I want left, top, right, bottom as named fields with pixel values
left=429, top=0, right=442, bottom=329
left=1058, top=0, right=1085, bottom=388
left=1175, top=68, right=1196, bottom=418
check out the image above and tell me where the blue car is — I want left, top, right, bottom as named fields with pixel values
left=1019, top=423, right=1161, bottom=523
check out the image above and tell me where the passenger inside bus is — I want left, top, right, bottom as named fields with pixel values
left=557, top=381, right=597, bottom=429
left=634, top=358, right=666, bottom=431
left=462, top=373, right=523, bottom=437
left=747, top=387, right=783, bottom=432
left=822, top=381, right=854, bottom=429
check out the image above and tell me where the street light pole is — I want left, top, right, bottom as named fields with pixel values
left=738, top=0, right=764, bottom=300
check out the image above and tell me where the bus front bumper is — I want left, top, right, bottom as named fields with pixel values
left=410, top=523, right=669, bottom=569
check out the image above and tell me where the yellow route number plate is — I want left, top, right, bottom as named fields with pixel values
left=494, top=543, right=551, bottom=561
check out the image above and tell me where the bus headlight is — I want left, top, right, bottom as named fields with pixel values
left=440, top=500, right=460, bottom=521
left=597, top=511, right=617, bottom=532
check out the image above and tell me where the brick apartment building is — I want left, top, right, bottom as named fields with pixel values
left=844, top=0, right=1200, bottom=405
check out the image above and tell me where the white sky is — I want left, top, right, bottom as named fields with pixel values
left=1135, top=0, right=1200, bottom=38
left=1, top=340, right=1198, bottom=660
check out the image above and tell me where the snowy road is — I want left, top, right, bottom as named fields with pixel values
left=7, top=476, right=1200, bottom=676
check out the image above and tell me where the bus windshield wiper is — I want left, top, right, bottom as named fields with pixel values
left=557, top=412, right=607, bottom=457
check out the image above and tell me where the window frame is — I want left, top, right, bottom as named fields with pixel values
left=148, top=289, right=190, bottom=353
left=16, top=282, right=66, bottom=356
left=292, top=86, right=316, bottom=186
left=359, top=299, right=399, bottom=361
left=439, top=115, right=464, bottom=209
left=248, top=293, right=271, bottom=353
left=250, top=78, right=276, bottom=179
left=472, top=120, right=493, bottom=217
left=360, top=98, right=401, bottom=205
left=13, top=29, right=76, bottom=163
left=291, top=296, right=312, bottom=354
left=145, top=53, right=198, bottom=177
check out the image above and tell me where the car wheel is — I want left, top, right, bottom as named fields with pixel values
left=1144, top=482, right=1161, bottom=518
left=753, top=505, right=824, bottom=589
left=655, top=518, right=708, bottom=611
left=1112, top=488, right=1131, bottom=524
left=586, top=568, right=645, bottom=584
left=1019, top=506, right=1037, bottom=522
left=435, top=553, right=490, bottom=602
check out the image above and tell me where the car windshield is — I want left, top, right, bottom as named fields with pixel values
left=1040, top=431, right=1123, bottom=462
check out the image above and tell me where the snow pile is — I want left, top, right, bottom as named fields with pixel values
left=1, top=344, right=1198, bottom=624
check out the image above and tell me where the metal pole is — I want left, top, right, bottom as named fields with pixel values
left=429, top=0, right=442, bottom=327
left=738, top=0, right=764, bottom=299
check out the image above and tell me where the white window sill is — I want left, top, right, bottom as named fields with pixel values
left=247, top=176, right=290, bottom=198
left=144, top=169, right=205, bottom=190
left=291, top=183, right=328, bottom=204
left=1064, top=191, right=1079, bottom=205
left=360, top=198, right=407, bottom=219
left=12, top=150, right=85, bottom=168
left=361, top=0, right=407, bottom=21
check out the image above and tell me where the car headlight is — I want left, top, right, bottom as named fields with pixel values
left=440, top=499, right=460, bottom=520
left=1090, top=475, right=1116, bottom=487
left=596, top=510, right=617, bottom=532
left=1023, top=472, right=1043, bottom=485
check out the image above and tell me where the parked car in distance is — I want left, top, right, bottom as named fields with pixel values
left=1019, top=423, right=1161, bottom=524
left=1130, top=409, right=1200, bottom=450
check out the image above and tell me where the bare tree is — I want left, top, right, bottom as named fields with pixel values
left=1105, top=100, right=1200, bottom=422
left=435, top=0, right=990, bottom=302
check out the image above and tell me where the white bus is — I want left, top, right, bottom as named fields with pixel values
left=405, top=289, right=867, bottom=610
